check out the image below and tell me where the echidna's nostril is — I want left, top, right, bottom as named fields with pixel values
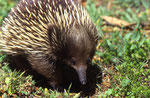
left=81, top=79, right=87, bottom=85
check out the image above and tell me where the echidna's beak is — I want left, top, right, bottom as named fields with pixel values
left=74, top=65, right=87, bottom=85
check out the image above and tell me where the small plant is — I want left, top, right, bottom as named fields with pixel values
left=0, top=65, right=35, bottom=97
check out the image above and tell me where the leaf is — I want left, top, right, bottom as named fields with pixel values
left=105, top=89, right=113, bottom=95
left=82, top=1, right=86, bottom=7
left=64, top=89, right=69, bottom=97
left=2, top=93, right=7, bottom=98
left=5, top=77, right=11, bottom=85
left=67, top=83, right=72, bottom=93
left=8, top=85, right=13, bottom=95
left=130, top=44, right=137, bottom=50
left=101, top=16, right=130, bottom=27
left=106, top=40, right=115, bottom=50
left=0, top=55, right=6, bottom=62
left=121, top=79, right=130, bottom=87
left=21, top=91, right=28, bottom=95
left=44, top=88, right=49, bottom=95
left=73, top=93, right=80, bottom=98
left=131, top=30, right=141, bottom=42
left=124, top=33, right=132, bottom=40
left=139, top=36, right=146, bottom=47
left=96, top=51, right=104, bottom=56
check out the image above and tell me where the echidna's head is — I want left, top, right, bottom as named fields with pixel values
left=48, top=23, right=98, bottom=85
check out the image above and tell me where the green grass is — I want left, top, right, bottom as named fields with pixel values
left=0, top=0, right=150, bottom=97
left=0, top=0, right=18, bottom=24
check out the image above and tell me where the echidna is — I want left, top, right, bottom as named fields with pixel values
left=0, top=0, right=99, bottom=89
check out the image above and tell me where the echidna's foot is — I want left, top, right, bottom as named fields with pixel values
left=51, top=84, right=64, bottom=92
left=49, top=78, right=63, bottom=92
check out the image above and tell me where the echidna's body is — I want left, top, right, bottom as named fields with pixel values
left=0, top=0, right=99, bottom=89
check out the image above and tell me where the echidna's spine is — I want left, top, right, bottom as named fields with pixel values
left=0, top=0, right=99, bottom=55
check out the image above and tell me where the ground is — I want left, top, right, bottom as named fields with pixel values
left=0, top=0, right=150, bottom=97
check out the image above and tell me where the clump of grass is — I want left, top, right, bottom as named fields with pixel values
left=98, top=24, right=150, bottom=64
left=96, top=25, right=150, bottom=97
left=0, top=64, right=35, bottom=97
left=86, top=0, right=150, bottom=97
left=0, top=0, right=18, bottom=24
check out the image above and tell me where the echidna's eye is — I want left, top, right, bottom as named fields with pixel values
left=70, top=58, right=76, bottom=65
left=87, top=59, right=91, bottom=65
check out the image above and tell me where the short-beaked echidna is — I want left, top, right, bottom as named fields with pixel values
left=0, top=0, right=99, bottom=89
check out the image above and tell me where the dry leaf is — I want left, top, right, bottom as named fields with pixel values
left=82, top=1, right=86, bottom=7
left=107, top=0, right=114, bottom=10
left=101, top=16, right=130, bottom=27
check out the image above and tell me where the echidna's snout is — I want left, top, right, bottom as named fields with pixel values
left=74, top=65, right=87, bottom=85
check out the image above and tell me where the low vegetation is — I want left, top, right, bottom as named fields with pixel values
left=0, top=0, right=150, bottom=97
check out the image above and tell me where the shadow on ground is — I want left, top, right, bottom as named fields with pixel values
left=3, top=55, right=102, bottom=96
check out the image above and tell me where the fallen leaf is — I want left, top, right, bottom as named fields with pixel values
left=107, top=0, right=114, bottom=10
left=101, top=16, right=131, bottom=27
left=82, top=1, right=86, bottom=7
